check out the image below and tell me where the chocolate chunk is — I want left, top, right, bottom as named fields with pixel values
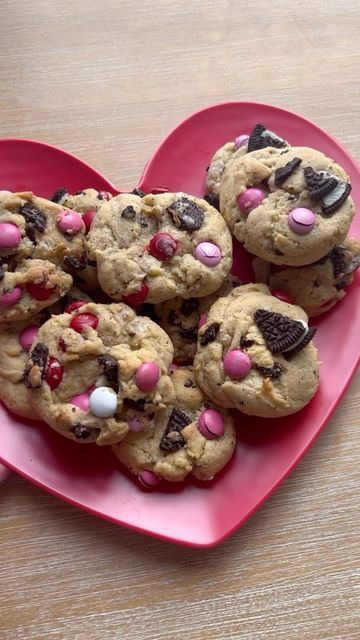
left=240, top=337, right=254, bottom=348
left=20, top=204, right=47, bottom=233
left=121, top=205, right=136, bottom=220
left=304, top=166, right=352, bottom=215
left=63, top=251, right=88, bottom=270
left=204, top=193, right=220, bottom=211
left=257, top=363, right=283, bottom=378
left=51, top=187, right=68, bottom=203
left=159, top=406, right=192, bottom=452
left=167, top=197, right=204, bottom=232
left=71, top=425, right=100, bottom=440
left=284, top=327, right=317, bottom=358
left=23, top=342, right=49, bottom=388
left=98, top=354, right=118, bottom=384
left=131, top=188, right=146, bottom=197
left=123, top=398, right=146, bottom=412
left=200, top=322, right=220, bottom=346
left=274, top=157, right=302, bottom=187
left=180, top=298, right=199, bottom=316
left=184, top=378, right=195, bottom=388
left=254, top=309, right=307, bottom=354
left=248, top=124, right=288, bottom=153
left=179, top=327, right=198, bottom=341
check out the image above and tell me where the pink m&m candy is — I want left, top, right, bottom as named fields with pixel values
left=195, top=242, right=222, bottom=267
left=0, top=222, right=21, bottom=249
left=127, top=414, right=150, bottom=432
left=57, top=210, right=84, bottom=235
left=288, top=208, right=315, bottom=235
left=198, top=409, right=224, bottom=440
left=135, top=362, right=160, bottom=392
left=0, top=287, right=22, bottom=306
left=19, top=325, right=39, bottom=351
left=234, top=134, right=249, bottom=149
left=198, top=313, right=207, bottom=328
left=70, top=392, right=90, bottom=412
left=138, top=469, right=161, bottom=488
left=237, top=188, right=265, bottom=214
left=224, top=349, right=251, bottom=379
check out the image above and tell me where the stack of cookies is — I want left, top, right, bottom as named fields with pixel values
left=0, top=124, right=358, bottom=490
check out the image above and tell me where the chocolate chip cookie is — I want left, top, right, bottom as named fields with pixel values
left=193, top=284, right=320, bottom=417
left=23, top=302, right=175, bottom=445
left=112, top=366, right=236, bottom=483
left=87, top=192, right=233, bottom=304
left=154, top=275, right=241, bottom=364
left=219, top=146, right=355, bottom=265
left=253, top=236, right=360, bottom=317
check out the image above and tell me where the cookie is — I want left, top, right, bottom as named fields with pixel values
left=253, top=236, right=360, bottom=317
left=219, top=146, right=355, bottom=265
left=0, top=287, right=91, bottom=419
left=204, top=123, right=289, bottom=203
left=112, top=367, right=236, bottom=483
left=193, top=284, right=320, bottom=418
left=23, top=302, right=175, bottom=445
left=0, top=191, right=86, bottom=320
left=87, top=192, right=233, bottom=304
left=50, top=188, right=115, bottom=291
left=154, top=275, right=241, bottom=365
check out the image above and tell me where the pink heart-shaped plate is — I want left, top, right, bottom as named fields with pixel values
left=0, top=102, right=359, bottom=547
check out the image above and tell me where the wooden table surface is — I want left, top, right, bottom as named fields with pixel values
left=1, top=1, right=359, bottom=639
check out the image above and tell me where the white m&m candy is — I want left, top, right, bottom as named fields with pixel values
left=89, top=386, right=118, bottom=418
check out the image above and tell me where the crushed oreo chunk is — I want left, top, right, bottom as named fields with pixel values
left=131, top=188, right=146, bottom=197
left=284, top=327, right=317, bottom=358
left=179, top=326, right=198, bottom=341
left=327, top=245, right=348, bottom=278
left=167, top=197, right=204, bottom=232
left=123, top=398, right=146, bottom=412
left=274, top=157, right=302, bottom=187
left=204, top=193, right=220, bottom=211
left=240, top=337, right=254, bottom=348
left=51, top=187, right=68, bottom=203
left=180, top=298, right=199, bottom=316
left=248, top=124, right=288, bottom=153
left=20, top=204, right=47, bottom=234
left=63, top=251, right=88, bottom=270
left=159, top=407, right=191, bottom=452
left=304, top=166, right=352, bottom=216
left=121, top=205, right=136, bottom=220
left=140, top=217, right=148, bottom=228
left=257, top=363, right=283, bottom=378
left=184, top=378, right=195, bottom=388
left=254, top=309, right=307, bottom=354
left=98, top=354, right=118, bottom=385
left=71, top=425, right=100, bottom=440
left=200, top=322, right=220, bottom=346
left=23, top=342, right=49, bottom=388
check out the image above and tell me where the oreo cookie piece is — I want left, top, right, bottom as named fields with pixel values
left=200, top=322, right=220, bottom=346
left=248, top=124, right=288, bottom=153
left=98, top=354, right=119, bottom=385
left=121, top=205, right=136, bottom=220
left=328, top=245, right=348, bottom=278
left=20, top=204, right=47, bottom=233
left=63, top=251, right=88, bottom=270
left=159, top=406, right=192, bottom=452
left=167, top=197, right=204, bottom=232
left=71, top=425, right=101, bottom=440
left=284, top=327, right=317, bottom=359
left=257, top=363, right=283, bottom=378
left=304, top=166, right=352, bottom=215
left=51, top=187, right=69, bottom=204
left=23, top=342, right=49, bottom=388
left=274, top=157, right=302, bottom=187
left=254, top=309, right=307, bottom=354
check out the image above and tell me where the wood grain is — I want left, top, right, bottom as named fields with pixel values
left=0, top=1, right=359, bottom=639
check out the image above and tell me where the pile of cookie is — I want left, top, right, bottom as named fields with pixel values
left=0, top=122, right=358, bottom=489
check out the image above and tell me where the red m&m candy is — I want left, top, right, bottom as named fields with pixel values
left=70, top=313, right=98, bottom=333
